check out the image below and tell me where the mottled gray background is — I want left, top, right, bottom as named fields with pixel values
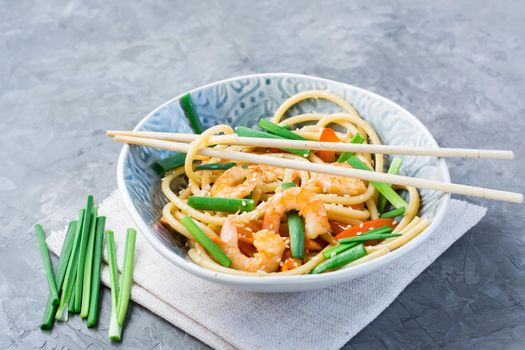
left=1, top=0, right=524, bottom=349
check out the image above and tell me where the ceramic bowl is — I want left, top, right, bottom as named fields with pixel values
left=117, top=73, right=450, bottom=292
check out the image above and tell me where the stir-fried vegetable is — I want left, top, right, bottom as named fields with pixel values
left=195, top=162, right=237, bottom=171
left=379, top=206, right=406, bottom=219
left=180, top=215, right=232, bottom=267
left=281, top=182, right=304, bottom=259
left=337, top=132, right=365, bottom=163
left=180, top=93, right=204, bottom=134
left=316, top=127, right=341, bottom=163
left=235, top=126, right=309, bottom=156
left=311, top=244, right=367, bottom=274
left=187, top=196, right=256, bottom=213
left=346, top=155, right=408, bottom=209
left=377, top=158, right=404, bottom=212
left=153, top=153, right=186, bottom=175
left=334, top=219, right=395, bottom=240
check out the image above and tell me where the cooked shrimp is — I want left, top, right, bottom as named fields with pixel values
left=210, top=166, right=261, bottom=198
left=220, top=219, right=286, bottom=272
left=263, top=187, right=330, bottom=239
left=308, top=162, right=367, bottom=196
left=248, top=165, right=298, bottom=183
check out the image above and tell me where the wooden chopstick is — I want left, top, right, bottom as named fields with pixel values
left=107, top=130, right=514, bottom=160
left=113, top=134, right=523, bottom=203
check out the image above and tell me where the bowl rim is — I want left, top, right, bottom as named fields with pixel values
left=117, top=72, right=451, bottom=288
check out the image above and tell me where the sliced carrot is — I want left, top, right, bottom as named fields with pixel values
left=329, top=221, right=350, bottom=235
left=316, top=128, right=340, bottom=163
left=281, top=258, right=302, bottom=272
left=305, top=239, right=322, bottom=251
left=333, top=218, right=396, bottom=240
left=350, top=203, right=365, bottom=210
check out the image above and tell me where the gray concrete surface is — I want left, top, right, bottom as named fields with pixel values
left=1, top=0, right=524, bottom=349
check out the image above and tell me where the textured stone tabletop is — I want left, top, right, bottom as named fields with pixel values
left=2, top=1, right=524, bottom=349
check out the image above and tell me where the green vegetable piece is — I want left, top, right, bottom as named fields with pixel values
left=377, top=158, right=403, bottom=212
left=81, top=208, right=98, bottom=318
left=55, top=209, right=85, bottom=320
left=106, top=230, right=121, bottom=341
left=117, top=228, right=137, bottom=327
left=40, top=221, right=77, bottom=330
left=180, top=93, right=204, bottom=134
left=281, top=182, right=297, bottom=190
left=288, top=211, right=304, bottom=259
left=346, top=156, right=408, bottom=209
left=153, top=153, right=187, bottom=175
left=35, top=224, right=59, bottom=307
left=337, top=132, right=365, bottom=163
left=338, top=233, right=400, bottom=245
left=322, top=242, right=358, bottom=259
left=259, top=119, right=306, bottom=141
left=280, top=182, right=304, bottom=259
left=74, top=195, right=94, bottom=312
left=379, top=206, right=406, bottom=219
left=180, top=215, right=231, bottom=267
left=195, top=162, right=237, bottom=171
left=235, top=126, right=310, bottom=157
left=87, top=216, right=106, bottom=327
left=311, top=244, right=368, bottom=274
left=187, top=196, right=256, bottom=213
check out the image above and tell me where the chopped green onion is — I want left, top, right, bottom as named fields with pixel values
left=280, top=182, right=304, bottom=259
left=80, top=208, right=98, bottom=318
left=153, top=153, right=186, bottom=175
left=281, top=182, right=297, bottom=190
left=187, top=196, right=255, bottom=213
left=337, top=132, right=365, bottom=163
left=73, top=195, right=94, bottom=312
left=87, top=216, right=106, bottom=327
left=235, top=126, right=310, bottom=156
left=195, top=162, right=236, bottom=171
left=35, top=224, right=59, bottom=307
left=259, top=119, right=306, bottom=141
left=323, top=226, right=394, bottom=258
left=288, top=211, right=304, bottom=259
left=311, top=244, right=367, bottom=274
left=379, top=206, right=406, bottom=219
left=41, top=221, right=77, bottom=330
left=377, top=158, right=403, bottom=212
left=180, top=92, right=204, bottom=134
left=106, top=230, right=121, bottom=341
left=55, top=209, right=85, bottom=320
left=346, top=156, right=408, bottom=209
left=180, top=215, right=231, bottom=267
left=322, top=242, right=358, bottom=259
left=117, top=228, right=137, bottom=327
left=338, top=232, right=400, bottom=245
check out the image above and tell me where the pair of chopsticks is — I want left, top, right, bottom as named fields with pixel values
left=107, top=130, right=523, bottom=204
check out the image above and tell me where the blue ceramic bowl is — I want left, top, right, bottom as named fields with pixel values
left=117, top=73, right=450, bottom=292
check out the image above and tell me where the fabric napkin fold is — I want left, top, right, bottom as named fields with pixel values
left=47, top=190, right=486, bottom=350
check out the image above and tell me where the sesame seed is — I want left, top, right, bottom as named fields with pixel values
left=357, top=231, right=362, bottom=236
left=330, top=252, right=336, bottom=258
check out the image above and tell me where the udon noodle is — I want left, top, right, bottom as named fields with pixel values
left=159, top=90, right=430, bottom=276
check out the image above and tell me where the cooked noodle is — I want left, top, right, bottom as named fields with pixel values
left=159, top=90, right=429, bottom=276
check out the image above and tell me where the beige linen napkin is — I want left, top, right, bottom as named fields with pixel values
left=47, top=190, right=486, bottom=350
